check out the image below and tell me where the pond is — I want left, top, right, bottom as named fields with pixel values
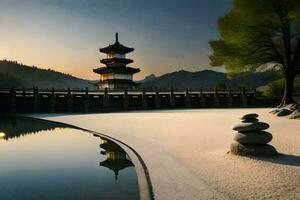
left=0, top=116, right=140, bottom=200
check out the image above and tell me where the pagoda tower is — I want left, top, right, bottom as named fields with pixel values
left=99, top=138, right=134, bottom=180
left=93, top=33, right=140, bottom=90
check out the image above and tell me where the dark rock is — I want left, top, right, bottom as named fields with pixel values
left=242, top=118, right=259, bottom=123
left=269, top=109, right=280, bottom=114
left=276, top=109, right=293, bottom=117
left=230, top=142, right=278, bottom=157
left=283, top=103, right=299, bottom=111
left=289, top=109, right=300, bottom=119
left=233, top=122, right=269, bottom=132
left=270, top=104, right=299, bottom=115
left=241, top=113, right=259, bottom=120
left=234, top=131, right=273, bottom=144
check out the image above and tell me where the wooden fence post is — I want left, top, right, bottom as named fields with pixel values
left=227, top=87, right=233, bottom=107
left=33, top=87, right=40, bottom=113
left=242, top=87, right=248, bottom=107
left=199, top=88, right=205, bottom=107
left=67, top=88, right=73, bottom=112
left=50, top=88, right=56, bottom=113
left=170, top=88, right=175, bottom=108
left=103, top=88, right=109, bottom=109
left=84, top=87, right=90, bottom=113
left=142, top=89, right=148, bottom=109
left=10, top=87, right=16, bottom=113
left=252, top=87, right=257, bottom=106
left=155, top=89, right=160, bottom=109
left=214, top=86, right=220, bottom=107
left=22, top=88, right=26, bottom=97
left=123, top=90, right=129, bottom=108
left=185, top=88, right=191, bottom=108
left=253, top=88, right=257, bottom=98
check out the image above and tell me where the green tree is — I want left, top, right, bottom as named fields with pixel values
left=214, top=82, right=227, bottom=91
left=209, top=0, right=300, bottom=106
left=265, top=75, right=300, bottom=98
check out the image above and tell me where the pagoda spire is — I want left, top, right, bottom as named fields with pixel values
left=115, top=32, right=119, bottom=44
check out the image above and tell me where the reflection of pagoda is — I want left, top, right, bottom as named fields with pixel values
left=99, top=138, right=133, bottom=180
left=93, top=33, right=140, bottom=90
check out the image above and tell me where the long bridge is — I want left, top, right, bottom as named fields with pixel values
left=0, top=87, right=274, bottom=113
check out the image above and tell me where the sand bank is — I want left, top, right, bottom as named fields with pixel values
left=35, top=109, right=300, bottom=200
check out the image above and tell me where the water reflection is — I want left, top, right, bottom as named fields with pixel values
left=99, top=137, right=134, bottom=180
left=0, top=116, right=66, bottom=140
left=0, top=116, right=134, bottom=178
left=0, top=116, right=139, bottom=200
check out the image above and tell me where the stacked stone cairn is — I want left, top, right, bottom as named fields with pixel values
left=230, top=113, right=278, bottom=157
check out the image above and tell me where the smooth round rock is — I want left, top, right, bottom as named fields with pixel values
left=242, top=118, right=259, bottom=123
left=233, top=122, right=269, bottom=132
left=276, top=109, right=293, bottom=117
left=234, top=131, right=273, bottom=144
left=241, top=113, right=259, bottom=120
left=230, top=142, right=278, bottom=157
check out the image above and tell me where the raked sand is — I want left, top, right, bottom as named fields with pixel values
left=35, top=109, right=300, bottom=200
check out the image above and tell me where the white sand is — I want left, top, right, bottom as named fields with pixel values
left=35, top=109, right=300, bottom=200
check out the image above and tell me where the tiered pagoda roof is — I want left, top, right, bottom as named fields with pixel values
left=100, top=159, right=133, bottom=180
left=99, top=33, right=134, bottom=54
left=93, top=66, right=140, bottom=74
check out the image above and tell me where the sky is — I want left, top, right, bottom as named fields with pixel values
left=0, top=0, right=231, bottom=80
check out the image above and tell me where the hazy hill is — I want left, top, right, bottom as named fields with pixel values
left=0, top=60, right=280, bottom=90
left=140, top=70, right=280, bottom=89
left=0, top=60, right=93, bottom=89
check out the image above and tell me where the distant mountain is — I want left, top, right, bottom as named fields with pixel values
left=140, top=70, right=280, bottom=89
left=0, top=60, right=280, bottom=90
left=0, top=60, right=93, bottom=89
left=141, top=74, right=156, bottom=83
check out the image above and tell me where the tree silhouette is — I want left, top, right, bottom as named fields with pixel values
left=210, top=0, right=300, bottom=106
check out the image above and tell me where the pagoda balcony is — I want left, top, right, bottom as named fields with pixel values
left=100, top=58, right=133, bottom=66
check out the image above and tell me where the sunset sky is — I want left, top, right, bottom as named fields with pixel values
left=0, top=0, right=231, bottom=80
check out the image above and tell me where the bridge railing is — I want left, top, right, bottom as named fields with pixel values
left=0, top=87, right=268, bottom=114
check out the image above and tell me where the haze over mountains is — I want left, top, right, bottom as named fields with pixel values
left=0, top=60, right=279, bottom=89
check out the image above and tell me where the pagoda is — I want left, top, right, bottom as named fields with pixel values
left=99, top=137, right=134, bottom=180
left=93, top=33, right=140, bottom=90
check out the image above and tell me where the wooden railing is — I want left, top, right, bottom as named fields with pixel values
left=0, top=87, right=268, bottom=113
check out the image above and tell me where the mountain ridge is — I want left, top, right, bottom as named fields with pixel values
left=0, top=60, right=93, bottom=89
left=0, top=59, right=280, bottom=90
left=139, top=69, right=280, bottom=89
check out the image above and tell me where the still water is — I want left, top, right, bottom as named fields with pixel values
left=0, top=116, right=139, bottom=200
